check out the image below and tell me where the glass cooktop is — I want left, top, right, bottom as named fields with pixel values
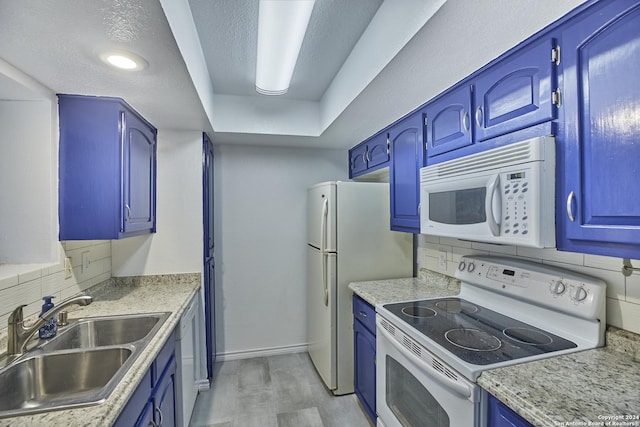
left=382, top=297, right=577, bottom=365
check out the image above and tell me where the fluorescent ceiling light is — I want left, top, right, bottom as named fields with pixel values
left=99, top=50, right=148, bottom=71
left=256, top=0, right=315, bottom=96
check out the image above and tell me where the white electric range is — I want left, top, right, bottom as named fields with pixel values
left=375, top=255, right=606, bottom=427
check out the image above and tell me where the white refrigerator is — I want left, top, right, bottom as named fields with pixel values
left=306, top=181, right=412, bottom=395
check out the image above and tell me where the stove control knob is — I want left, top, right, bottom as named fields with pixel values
left=572, top=286, right=588, bottom=302
left=467, top=262, right=476, bottom=273
left=550, top=280, right=566, bottom=296
left=458, top=261, right=466, bottom=271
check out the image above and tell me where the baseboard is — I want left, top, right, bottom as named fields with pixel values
left=215, top=343, right=308, bottom=361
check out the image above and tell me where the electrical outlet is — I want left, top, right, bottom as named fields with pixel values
left=64, top=257, right=73, bottom=279
left=438, top=251, right=447, bottom=270
left=81, top=251, right=91, bottom=273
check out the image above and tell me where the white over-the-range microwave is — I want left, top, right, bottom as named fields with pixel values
left=419, top=136, right=556, bottom=248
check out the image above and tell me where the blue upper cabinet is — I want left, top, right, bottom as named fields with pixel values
left=425, top=84, right=472, bottom=157
left=557, top=0, right=640, bottom=258
left=474, top=37, right=558, bottom=142
left=58, top=95, right=157, bottom=240
left=390, top=110, right=424, bottom=232
left=349, top=132, right=390, bottom=179
left=426, top=37, right=559, bottom=164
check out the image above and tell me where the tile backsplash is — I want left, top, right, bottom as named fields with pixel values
left=418, top=235, right=640, bottom=335
left=0, top=240, right=111, bottom=327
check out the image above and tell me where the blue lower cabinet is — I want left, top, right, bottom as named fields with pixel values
left=353, top=295, right=376, bottom=423
left=115, top=332, right=177, bottom=427
left=487, top=394, right=534, bottom=427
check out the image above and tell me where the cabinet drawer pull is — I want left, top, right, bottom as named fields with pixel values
left=475, top=106, right=483, bottom=127
left=125, top=204, right=131, bottom=220
left=567, top=191, right=576, bottom=222
left=359, top=310, right=368, bottom=318
left=155, top=407, right=163, bottom=426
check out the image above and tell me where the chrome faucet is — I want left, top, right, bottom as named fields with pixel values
left=6, top=295, right=93, bottom=356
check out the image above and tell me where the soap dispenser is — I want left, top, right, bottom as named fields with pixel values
left=39, top=296, right=57, bottom=339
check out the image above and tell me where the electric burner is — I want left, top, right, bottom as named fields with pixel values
left=435, top=299, right=478, bottom=314
left=401, top=306, right=436, bottom=318
left=445, top=328, right=502, bottom=351
left=503, top=327, right=553, bottom=346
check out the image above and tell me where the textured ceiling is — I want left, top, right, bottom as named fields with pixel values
left=189, top=0, right=382, bottom=101
left=0, top=0, right=587, bottom=148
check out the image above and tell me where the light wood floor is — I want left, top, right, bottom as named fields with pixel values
left=188, top=352, right=373, bottom=427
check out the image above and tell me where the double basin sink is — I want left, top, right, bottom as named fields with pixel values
left=0, top=312, right=169, bottom=419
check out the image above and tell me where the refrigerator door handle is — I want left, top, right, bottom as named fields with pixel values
left=322, top=253, right=329, bottom=306
left=321, top=197, right=329, bottom=306
left=320, top=197, right=328, bottom=253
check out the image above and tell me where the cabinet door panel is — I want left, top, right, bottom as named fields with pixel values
left=353, top=319, right=376, bottom=423
left=154, top=356, right=177, bottom=427
left=561, top=1, right=640, bottom=248
left=487, top=394, right=533, bottom=427
left=367, top=133, right=390, bottom=169
left=390, top=112, right=424, bottom=232
left=426, top=85, right=472, bottom=157
left=123, top=112, right=156, bottom=234
left=349, top=144, right=368, bottom=177
left=475, top=38, right=556, bottom=142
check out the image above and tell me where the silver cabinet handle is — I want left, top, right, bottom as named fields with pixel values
left=462, top=111, right=470, bottom=131
left=567, top=191, right=576, bottom=222
left=365, top=150, right=371, bottom=162
left=359, top=310, right=367, bottom=318
left=475, top=106, right=483, bottom=127
left=386, top=137, right=390, bottom=155
left=155, top=407, right=163, bottom=426
left=125, top=204, right=131, bottom=220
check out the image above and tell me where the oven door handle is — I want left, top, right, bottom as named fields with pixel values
left=378, top=324, right=473, bottom=399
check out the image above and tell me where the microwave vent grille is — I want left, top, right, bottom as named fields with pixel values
left=422, top=138, right=543, bottom=181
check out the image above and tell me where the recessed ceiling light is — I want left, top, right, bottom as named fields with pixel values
left=99, top=51, right=148, bottom=71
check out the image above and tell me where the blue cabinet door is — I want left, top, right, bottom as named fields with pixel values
left=349, top=143, right=368, bottom=177
left=154, top=355, right=177, bottom=427
left=558, top=0, right=640, bottom=257
left=122, top=110, right=157, bottom=234
left=390, top=111, right=424, bottom=232
left=487, top=394, right=534, bottom=427
left=474, top=37, right=558, bottom=142
left=367, top=133, right=390, bottom=169
left=425, top=85, right=472, bottom=158
left=353, top=319, right=376, bottom=424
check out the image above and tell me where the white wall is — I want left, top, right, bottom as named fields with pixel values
left=214, top=144, right=347, bottom=358
left=418, top=237, right=640, bottom=335
left=112, top=130, right=203, bottom=276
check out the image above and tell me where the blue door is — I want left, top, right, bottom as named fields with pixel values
left=349, top=143, right=368, bottom=177
left=203, top=134, right=216, bottom=378
left=390, top=111, right=424, bottom=232
left=559, top=0, right=640, bottom=257
left=474, top=37, right=558, bottom=142
left=425, top=85, right=472, bottom=158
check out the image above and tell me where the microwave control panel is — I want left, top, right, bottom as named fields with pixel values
left=500, top=168, right=533, bottom=238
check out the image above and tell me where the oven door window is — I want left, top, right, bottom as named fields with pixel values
left=386, top=356, right=450, bottom=427
left=429, top=187, right=486, bottom=225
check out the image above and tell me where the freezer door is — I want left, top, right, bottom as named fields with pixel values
left=306, top=245, right=337, bottom=390
left=307, top=183, right=337, bottom=251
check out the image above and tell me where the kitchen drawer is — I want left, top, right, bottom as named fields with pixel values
left=353, top=295, right=375, bottom=334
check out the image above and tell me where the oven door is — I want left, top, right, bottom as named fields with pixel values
left=376, top=317, right=482, bottom=427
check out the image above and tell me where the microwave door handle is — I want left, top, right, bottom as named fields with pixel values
left=377, top=323, right=472, bottom=399
left=486, top=175, right=501, bottom=236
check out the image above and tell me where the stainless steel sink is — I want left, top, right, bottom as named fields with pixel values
left=0, top=312, right=170, bottom=418
left=0, top=347, right=132, bottom=416
left=42, top=313, right=166, bottom=351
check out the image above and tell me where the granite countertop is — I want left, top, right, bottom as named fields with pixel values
left=350, top=270, right=640, bottom=426
left=348, top=268, right=461, bottom=306
left=0, top=273, right=200, bottom=427
left=479, top=327, right=640, bottom=427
